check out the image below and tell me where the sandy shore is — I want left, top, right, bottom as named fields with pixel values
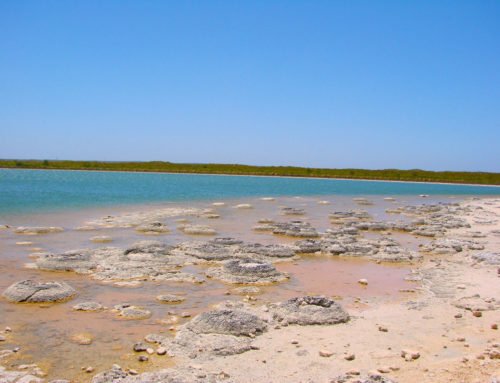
left=189, top=198, right=500, bottom=382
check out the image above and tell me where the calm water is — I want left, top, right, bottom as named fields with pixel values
left=0, top=168, right=498, bottom=215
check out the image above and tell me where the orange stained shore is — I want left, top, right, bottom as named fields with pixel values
left=0, top=194, right=452, bottom=381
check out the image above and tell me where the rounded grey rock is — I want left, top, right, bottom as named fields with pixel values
left=272, top=296, right=350, bottom=325
left=187, top=309, right=267, bottom=337
left=2, top=280, right=77, bottom=303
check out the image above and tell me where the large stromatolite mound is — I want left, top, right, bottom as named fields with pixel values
left=206, top=259, right=289, bottom=284
left=36, top=249, right=97, bottom=272
left=181, top=241, right=234, bottom=261
left=171, top=308, right=267, bottom=357
left=271, top=296, right=350, bottom=325
left=238, top=243, right=296, bottom=259
left=34, top=244, right=202, bottom=284
left=181, top=238, right=297, bottom=262
left=294, top=239, right=323, bottom=254
left=2, top=280, right=76, bottom=303
left=210, top=237, right=244, bottom=246
left=124, top=240, right=174, bottom=256
left=177, top=237, right=244, bottom=261
left=187, top=309, right=267, bottom=337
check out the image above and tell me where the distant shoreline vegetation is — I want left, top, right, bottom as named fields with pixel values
left=1, top=159, right=499, bottom=185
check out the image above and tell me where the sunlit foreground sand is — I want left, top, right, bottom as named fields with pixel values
left=0, top=195, right=498, bottom=382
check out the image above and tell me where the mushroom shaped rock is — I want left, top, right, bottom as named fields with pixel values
left=2, top=280, right=76, bottom=303
left=271, top=296, right=349, bottom=325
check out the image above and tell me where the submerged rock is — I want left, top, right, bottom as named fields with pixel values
left=2, top=280, right=76, bottom=303
left=114, top=304, right=152, bottom=320
left=73, top=301, right=104, bottom=312
left=234, top=204, right=253, bottom=209
left=281, top=207, right=306, bottom=216
left=329, top=210, right=371, bottom=223
left=206, top=259, right=289, bottom=285
left=135, top=221, right=170, bottom=234
left=270, top=296, right=350, bottom=325
left=90, top=235, right=113, bottom=243
left=271, top=221, right=319, bottom=238
left=231, top=286, right=262, bottom=295
left=179, top=224, right=217, bottom=235
left=14, top=226, right=64, bottom=235
left=156, top=294, right=186, bottom=304
left=353, top=198, right=374, bottom=206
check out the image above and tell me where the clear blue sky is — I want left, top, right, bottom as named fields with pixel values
left=1, top=1, right=499, bottom=171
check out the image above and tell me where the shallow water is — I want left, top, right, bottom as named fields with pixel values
left=1, top=168, right=498, bottom=215
left=0, top=194, right=467, bottom=381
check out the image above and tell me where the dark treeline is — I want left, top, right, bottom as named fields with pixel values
left=1, top=159, right=499, bottom=185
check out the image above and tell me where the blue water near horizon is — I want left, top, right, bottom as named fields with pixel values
left=0, top=169, right=498, bottom=215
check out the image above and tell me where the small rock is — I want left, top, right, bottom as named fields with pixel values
left=358, top=279, right=368, bottom=285
left=491, top=324, right=498, bottom=330
left=156, top=294, right=186, bottom=304
left=377, top=366, right=391, bottom=373
left=156, top=347, right=167, bottom=355
left=346, top=369, right=360, bottom=376
left=133, top=342, right=148, bottom=352
left=473, top=311, right=482, bottom=317
left=138, top=356, right=149, bottom=362
left=85, top=367, right=94, bottom=373
left=128, top=369, right=138, bottom=375
left=344, top=353, right=355, bottom=361
left=71, top=333, right=94, bottom=345
left=378, top=326, right=388, bottom=332
left=146, top=348, right=154, bottom=354
left=454, top=313, right=463, bottom=319
left=401, top=349, right=420, bottom=361
left=319, top=350, right=334, bottom=357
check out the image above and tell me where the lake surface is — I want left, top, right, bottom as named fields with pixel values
left=0, top=168, right=498, bottom=214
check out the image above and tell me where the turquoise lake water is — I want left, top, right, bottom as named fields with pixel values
left=0, top=169, right=498, bottom=215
